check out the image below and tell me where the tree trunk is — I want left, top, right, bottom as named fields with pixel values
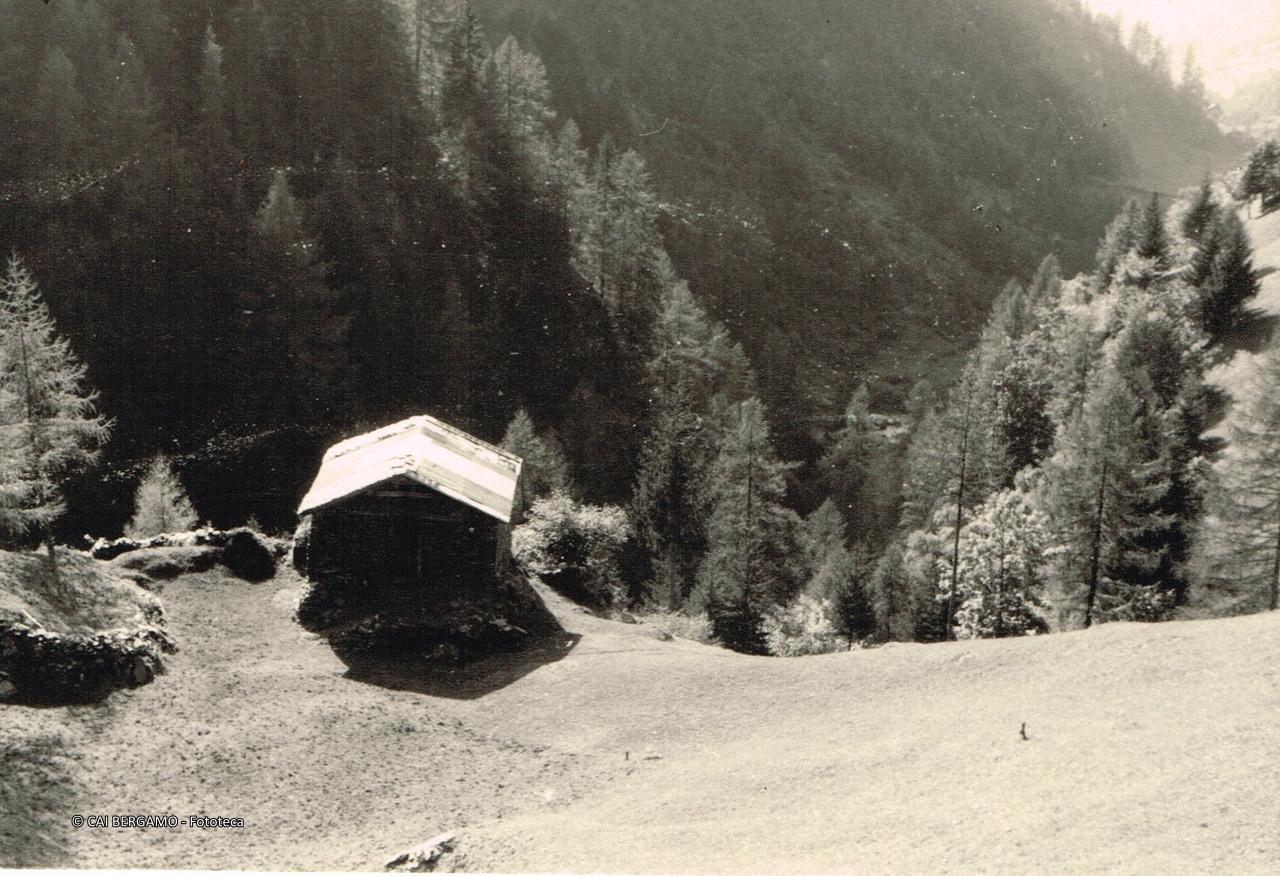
left=45, top=530, right=59, bottom=583
left=945, top=391, right=972, bottom=641
left=1084, top=455, right=1109, bottom=629
left=1270, top=502, right=1280, bottom=612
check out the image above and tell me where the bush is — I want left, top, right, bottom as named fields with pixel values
left=220, top=528, right=276, bottom=581
left=512, top=492, right=631, bottom=606
left=761, top=593, right=848, bottom=657
left=631, top=609, right=715, bottom=644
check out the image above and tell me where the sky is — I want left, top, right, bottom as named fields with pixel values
left=1084, top=0, right=1280, bottom=95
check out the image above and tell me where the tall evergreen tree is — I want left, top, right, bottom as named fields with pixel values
left=1197, top=211, right=1260, bottom=346
left=1038, top=364, right=1170, bottom=629
left=631, top=381, right=712, bottom=607
left=1181, top=178, right=1217, bottom=244
left=1095, top=198, right=1141, bottom=287
left=697, top=398, right=802, bottom=653
left=32, top=47, right=87, bottom=168
left=1135, top=192, right=1170, bottom=270
left=820, top=385, right=894, bottom=544
left=0, top=255, right=110, bottom=571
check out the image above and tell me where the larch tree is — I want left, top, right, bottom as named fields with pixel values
left=501, top=408, right=572, bottom=524
left=944, top=485, right=1050, bottom=639
left=125, top=454, right=198, bottom=538
left=488, top=36, right=555, bottom=156
left=0, top=254, right=111, bottom=573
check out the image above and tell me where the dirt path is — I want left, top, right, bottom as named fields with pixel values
left=3, top=568, right=1280, bottom=873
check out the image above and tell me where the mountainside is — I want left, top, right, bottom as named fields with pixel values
left=5, top=566, right=1278, bottom=871
left=476, top=0, right=1246, bottom=444
left=1224, top=69, right=1280, bottom=139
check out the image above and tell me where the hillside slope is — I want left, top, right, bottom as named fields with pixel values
left=476, top=0, right=1246, bottom=439
left=2, top=568, right=1278, bottom=872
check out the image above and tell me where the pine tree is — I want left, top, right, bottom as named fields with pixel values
left=501, top=408, right=572, bottom=524
left=697, top=398, right=802, bottom=653
left=0, top=255, right=111, bottom=570
left=649, top=276, right=755, bottom=412
left=945, top=486, right=1050, bottom=639
left=125, top=454, right=198, bottom=538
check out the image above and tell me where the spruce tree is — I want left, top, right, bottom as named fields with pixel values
left=1181, top=179, right=1217, bottom=244
left=630, top=381, right=711, bottom=607
left=1135, top=192, right=1170, bottom=270
left=32, top=47, right=87, bottom=168
left=1095, top=199, right=1141, bottom=287
left=0, top=255, right=111, bottom=570
left=1197, top=211, right=1260, bottom=346
left=820, top=385, right=894, bottom=543
left=125, top=454, right=198, bottom=538
left=803, top=500, right=875, bottom=642
left=1038, top=365, right=1170, bottom=628
left=697, top=398, right=802, bottom=653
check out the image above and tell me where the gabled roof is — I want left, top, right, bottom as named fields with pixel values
left=298, top=415, right=522, bottom=523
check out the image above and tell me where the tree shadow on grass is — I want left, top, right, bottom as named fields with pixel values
left=0, top=730, right=78, bottom=867
left=337, top=630, right=582, bottom=700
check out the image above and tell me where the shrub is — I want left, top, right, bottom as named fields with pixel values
left=631, top=608, right=715, bottom=644
left=761, top=593, right=847, bottom=657
left=512, top=492, right=631, bottom=606
left=220, top=528, right=276, bottom=581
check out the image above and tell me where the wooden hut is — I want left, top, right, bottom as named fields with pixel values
left=296, top=415, right=522, bottom=592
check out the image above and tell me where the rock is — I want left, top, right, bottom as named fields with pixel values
left=220, top=528, right=276, bottom=582
left=384, top=832, right=457, bottom=872
left=0, top=678, right=16, bottom=699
